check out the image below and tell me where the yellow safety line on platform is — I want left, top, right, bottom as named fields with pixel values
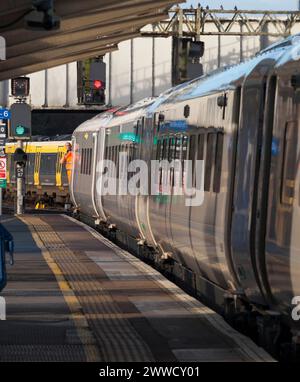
left=64, top=214, right=275, bottom=363
left=18, top=216, right=100, bottom=362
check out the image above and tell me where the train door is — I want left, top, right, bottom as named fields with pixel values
left=90, top=132, right=100, bottom=218
left=94, top=128, right=107, bottom=221
left=231, top=62, right=274, bottom=305
left=264, top=72, right=300, bottom=310
left=136, top=115, right=157, bottom=246
left=56, top=145, right=65, bottom=187
left=34, top=146, right=42, bottom=187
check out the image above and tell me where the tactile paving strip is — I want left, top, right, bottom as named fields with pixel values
left=0, top=345, right=88, bottom=362
left=22, top=216, right=155, bottom=362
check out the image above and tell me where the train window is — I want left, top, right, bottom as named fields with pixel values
left=26, top=153, right=35, bottom=185
left=181, top=136, right=189, bottom=187
left=158, top=139, right=164, bottom=161
left=85, top=148, right=87, bottom=174
left=88, top=148, right=92, bottom=175
left=111, top=146, right=115, bottom=165
left=84, top=148, right=88, bottom=174
left=174, top=136, right=181, bottom=160
left=204, top=133, right=216, bottom=192
left=84, top=148, right=88, bottom=175
left=281, top=122, right=298, bottom=206
left=197, top=134, right=205, bottom=161
left=182, top=136, right=188, bottom=161
left=80, top=149, right=84, bottom=174
left=189, top=135, right=197, bottom=186
left=114, top=146, right=118, bottom=166
left=213, top=133, right=224, bottom=193
left=80, top=148, right=93, bottom=175
left=162, top=138, right=168, bottom=160
left=156, top=139, right=161, bottom=161
left=40, top=153, right=56, bottom=185
left=168, top=137, right=176, bottom=161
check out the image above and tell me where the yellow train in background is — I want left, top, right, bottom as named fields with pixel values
left=5, top=141, right=70, bottom=205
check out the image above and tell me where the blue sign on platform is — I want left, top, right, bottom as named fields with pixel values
left=0, top=109, right=10, bottom=120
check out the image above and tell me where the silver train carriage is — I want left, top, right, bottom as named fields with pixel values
left=71, top=35, right=300, bottom=331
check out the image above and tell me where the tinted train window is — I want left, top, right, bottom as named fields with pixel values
left=86, top=149, right=92, bottom=175
left=80, top=148, right=92, bottom=175
left=213, top=133, right=224, bottom=193
left=281, top=122, right=298, bottom=206
left=189, top=135, right=196, bottom=186
left=162, top=138, right=168, bottom=160
left=168, top=137, right=176, bottom=161
left=181, top=136, right=188, bottom=187
left=204, top=133, right=216, bottom=192
left=197, top=134, right=205, bottom=161
left=156, top=139, right=161, bottom=161
left=40, top=153, right=56, bottom=185
left=26, top=153, right=35, bottom=185
left=175, top=137, right=182, bottom=160
left=80, top=148, right=84, bottom=174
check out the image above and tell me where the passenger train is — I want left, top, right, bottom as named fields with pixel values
left=5, top=141, right=70, bottom=204
left=7, top=35, right=300, bottom=355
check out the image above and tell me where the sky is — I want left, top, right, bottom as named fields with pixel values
left=183, top=0, right=299, bottom=10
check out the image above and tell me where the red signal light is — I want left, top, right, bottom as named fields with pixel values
left=93, top=80, right=104, bottom=89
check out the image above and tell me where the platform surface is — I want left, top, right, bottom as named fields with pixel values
left=0, top=214, right=273, bottom=362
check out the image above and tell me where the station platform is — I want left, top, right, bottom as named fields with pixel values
left=0, top=214, right=274, bottom=362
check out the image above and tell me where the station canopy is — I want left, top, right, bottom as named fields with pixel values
left=0, top=0, right=177, bottom=81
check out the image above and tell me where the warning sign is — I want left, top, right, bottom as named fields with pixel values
left=0, top=157, right=7, bottom=180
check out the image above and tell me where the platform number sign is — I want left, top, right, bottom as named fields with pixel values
left=0, top=109, right=10, bottom=120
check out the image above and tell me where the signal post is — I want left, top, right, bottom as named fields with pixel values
left=9, top=77, right=31, bottom=215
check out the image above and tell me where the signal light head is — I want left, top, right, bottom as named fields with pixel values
left=93, top=80, right=104, bottom=89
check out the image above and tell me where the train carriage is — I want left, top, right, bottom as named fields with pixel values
left=5, top=141, right=70, bottom=203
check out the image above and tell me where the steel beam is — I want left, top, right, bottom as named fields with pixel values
left=141, top=7, right=300, bottom=38
left=4, top=13, right=167, bottom=55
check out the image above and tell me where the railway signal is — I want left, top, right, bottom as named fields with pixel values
left=10, top=101, right=31, bottom=215
left=79, top=59, right=106, bottom=105
left=11, top=77, right=30, bottom=98
left=10, top=103, right=31, bottom=140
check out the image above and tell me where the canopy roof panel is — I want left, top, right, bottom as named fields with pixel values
left=0, top=0, right=178, bottom=80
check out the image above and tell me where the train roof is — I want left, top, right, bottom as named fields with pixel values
left=74, top=97, right=156, bottom=133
